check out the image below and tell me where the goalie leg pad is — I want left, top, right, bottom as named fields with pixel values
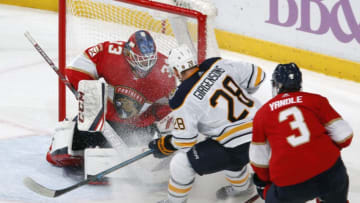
left=46, top=150, right=83, bottom=167
left=77, top=79, right=107, bottom=132
left=46, top=120, right=83, bottom=167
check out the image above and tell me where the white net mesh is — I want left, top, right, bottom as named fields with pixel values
left=65, top=0, right=208, bottom=62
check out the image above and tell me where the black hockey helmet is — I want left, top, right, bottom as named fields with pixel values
left=271, top=62, right=302, bottom=96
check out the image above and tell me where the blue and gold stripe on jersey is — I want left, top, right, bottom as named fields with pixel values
left=214, top=121, right=253, bottom=148
left=171, top=134, right=198, bottom=149
left=169, top=57, right=221, bottom=110
left=246, top=64, right=266, bottom=93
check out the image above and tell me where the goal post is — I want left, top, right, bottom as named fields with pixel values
left=59, top=0, right=67, bottom=121
left=58, top=0, right=219, bottom=121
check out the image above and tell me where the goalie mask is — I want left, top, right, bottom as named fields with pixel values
left=124, top=30, right=158, bottom=78
left=271, top=62, right=302, bottom=97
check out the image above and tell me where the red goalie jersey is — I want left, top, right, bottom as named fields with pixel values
left=66, top=40, right=176, bottom=127
left=250, top=91, right=353, bottom=186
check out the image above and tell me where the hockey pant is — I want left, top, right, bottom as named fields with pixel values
left=166, top=139, right=251, bottom=203
left=265, top=157, right=349, bottom=203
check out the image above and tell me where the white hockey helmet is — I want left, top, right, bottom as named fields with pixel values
left=166, top=44, right=197, bottom=77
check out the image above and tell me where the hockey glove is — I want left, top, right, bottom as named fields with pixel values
left=148, top=134, right=177, bottom=158
left=253, top=173, right=271, bottom=200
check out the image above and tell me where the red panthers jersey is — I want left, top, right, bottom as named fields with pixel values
left=250, top=91, right=353, bottom=186
left=66, top=41, right=176, bottom=127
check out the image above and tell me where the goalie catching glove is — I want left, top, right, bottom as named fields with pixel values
left=148, top=134, right=177, bottom=158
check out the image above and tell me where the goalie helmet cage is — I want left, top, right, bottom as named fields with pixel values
left=58, top=0, right=219, bottom=121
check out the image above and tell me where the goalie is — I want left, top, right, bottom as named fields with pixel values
left=46, top=30, right=176, bottom=171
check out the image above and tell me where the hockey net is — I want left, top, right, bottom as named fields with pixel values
left=58, top=0, right=219, bottom=120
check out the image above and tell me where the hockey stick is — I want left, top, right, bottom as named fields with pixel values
left=24, top=31, right=127, bottom=152
left=24, top=149, right=154, bottom=197
left=244, top=194, right=260, bottom=203
left=24, top=32, right=78, bottom=97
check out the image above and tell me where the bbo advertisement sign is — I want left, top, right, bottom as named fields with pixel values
left=213, top=0, right=360, bottom=63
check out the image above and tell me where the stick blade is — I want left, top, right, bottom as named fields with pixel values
left=244, top=194, right=260, bottom=203
left=23, top=177, right=56, bottom=198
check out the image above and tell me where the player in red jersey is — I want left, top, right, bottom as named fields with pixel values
left=46, top=30, right=176, bottom=168
left=249, top=63, right=353, bottom=203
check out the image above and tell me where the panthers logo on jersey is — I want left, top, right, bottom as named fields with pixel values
left=113, top=86, right=145, bottom=119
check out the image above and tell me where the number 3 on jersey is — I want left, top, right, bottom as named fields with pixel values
left=279, top=106, right=310, bottom=147
left=108, top=42, right=123, bottom=55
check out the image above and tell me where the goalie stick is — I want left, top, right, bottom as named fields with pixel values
left=24, top=149, right=154, bottom=197
left=24, top=31, right=127, bottom=152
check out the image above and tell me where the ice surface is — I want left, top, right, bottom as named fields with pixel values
left=0, top=4, right=359, bottom=203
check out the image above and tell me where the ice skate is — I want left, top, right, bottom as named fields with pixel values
left=157, top=199, right=187, bottom=203
left=216, top=180, right=255, bottom=200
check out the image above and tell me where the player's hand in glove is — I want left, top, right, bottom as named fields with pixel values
left=148, top=134, right=177, bottom=158
left=253, top=173, right=271, bottom=200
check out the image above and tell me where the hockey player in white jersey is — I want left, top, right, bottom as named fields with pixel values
left=148, top=44, right=266, bottom=203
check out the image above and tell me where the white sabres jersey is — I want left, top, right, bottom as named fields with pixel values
left=168, top=57, right=265, bottom=149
